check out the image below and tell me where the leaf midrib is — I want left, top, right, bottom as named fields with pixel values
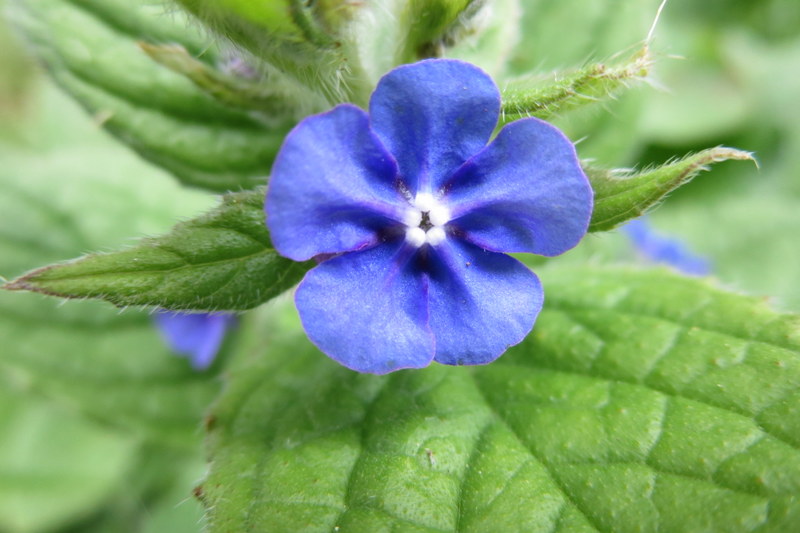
left=29, top=245, right=274, bottom=283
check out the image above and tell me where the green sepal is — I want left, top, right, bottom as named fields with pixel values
left=588, top=147, right=755, bottom=232
left=500, top=48, right=651, bottom=125
left=3, top=189, right=312, bottom=312
left=200, top=267, right=800, bottom=531
left=8, top=0, right=291, bottom=192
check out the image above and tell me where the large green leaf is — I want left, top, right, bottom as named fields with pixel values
left=201, top=267, right=800, bottom=531
left=5, top=188, right=312, bottom=312
left=8, top=0, right=293, bottom=192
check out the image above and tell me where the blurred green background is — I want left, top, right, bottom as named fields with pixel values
left=0, top=0, right=798, bottom=531
left=1, top=2, right=214, bottom=532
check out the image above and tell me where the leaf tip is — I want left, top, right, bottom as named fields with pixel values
left=2, top=276, right=34, bottom=293
left=2, top=266, right=60, bottom=296
left=709, top=146, right=756, bottom=164
left=719, top=147, right=759, bottom=171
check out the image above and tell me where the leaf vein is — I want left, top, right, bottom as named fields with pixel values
left=470, top=373, right=605, bottom=533
left=454, top=422, right=495, bottom=532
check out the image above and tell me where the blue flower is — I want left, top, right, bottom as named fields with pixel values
left=154, top=312, right=236, bottom=370
left=624, top=218, right=710, bottom=276
left=266, top=59, right=592, bottom=374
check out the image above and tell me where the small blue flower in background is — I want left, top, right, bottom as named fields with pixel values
left=266, top=59, right=593, bottom=374
left=155, top=312, right=236, bottom=370
left=624, top=217, right=711, bottom=276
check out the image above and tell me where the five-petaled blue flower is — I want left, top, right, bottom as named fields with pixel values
left=266, top=59, right=592, bottom=374
left=155, top=311, right=236, bottom=370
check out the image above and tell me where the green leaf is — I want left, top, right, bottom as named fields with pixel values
left=499, top=48, right=651, bottom=125
left=8, top=0, right=292, bottom=192
left=4, top=188, right=311, bottom=312
left=588, top=147, right=754, bottom=232
left=201, top=267, right=800, bottom=532
left=0, top=389, right=136, bottom=533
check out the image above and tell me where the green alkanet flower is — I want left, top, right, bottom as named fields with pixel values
left=266, top=59, right=593, bottom=374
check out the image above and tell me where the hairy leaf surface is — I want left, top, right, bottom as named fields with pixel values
left=500, top=49, right=650, bottom=125
left=588, top=147, right=754, bottom=232
left=201, top=267, right=800, bottom=532
left=5, top=189, right=310, bottom=311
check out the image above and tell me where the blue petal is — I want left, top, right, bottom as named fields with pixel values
left=445, top=118, right=592, bottom=256
left=369, top=59, right=500, bottom=195
left=295, top=241, right=434, bottom=374
left=624, top=218, right=711, bottom=276
left=427, top=240, right=542, bottom=366
left=266, top=104, right=403, bottom=261
left=155, top=312, right=235, bottom=370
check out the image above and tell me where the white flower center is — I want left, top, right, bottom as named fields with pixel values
left=404, top=193, right=451, bottom=247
